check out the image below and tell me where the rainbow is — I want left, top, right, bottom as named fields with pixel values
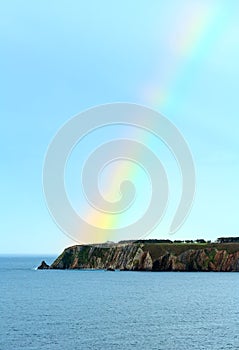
left=142, top=2, right=230, bottom=111
left=75, top=2, right=231, bottom=244
left=80, top=142, right=152, bottom=244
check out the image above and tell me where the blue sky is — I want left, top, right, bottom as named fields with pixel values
left=1, top=0, right=239, bottom=254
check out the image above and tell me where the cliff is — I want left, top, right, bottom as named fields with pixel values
left=42, top=241, right=239, bottom=272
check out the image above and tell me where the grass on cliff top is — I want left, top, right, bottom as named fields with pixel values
left=142, top=243, right=239, bottom=260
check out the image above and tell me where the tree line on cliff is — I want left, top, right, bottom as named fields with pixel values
left=132, top=237, right=239, bottom=244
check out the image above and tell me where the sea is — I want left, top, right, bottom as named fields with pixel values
left=1, top=256, right=239, bottom=350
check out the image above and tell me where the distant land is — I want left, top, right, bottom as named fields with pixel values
left=38, top=237, right=239, bottom=272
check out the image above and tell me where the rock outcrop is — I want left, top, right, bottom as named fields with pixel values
left=37, top=260, right=50, bottom=269
left=44, top=242, right=239, bottom=272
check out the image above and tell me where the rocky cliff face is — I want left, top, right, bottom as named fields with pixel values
left=45, top=242, right=239, bottom=272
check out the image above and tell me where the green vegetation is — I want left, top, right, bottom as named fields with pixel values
left=77, top=245, right=92, bottom=264
left=142, top=242, right=239, bottom=260
left=61, top=252, right=74, bottom=268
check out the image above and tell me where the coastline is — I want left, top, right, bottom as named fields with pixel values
left=38, top=240, right=239, bottom=272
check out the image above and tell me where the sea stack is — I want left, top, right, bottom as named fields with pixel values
left=37, top=260, right=50, bottom=269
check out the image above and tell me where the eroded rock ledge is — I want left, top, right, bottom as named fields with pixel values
left=38, top=241, right=239, bottom=272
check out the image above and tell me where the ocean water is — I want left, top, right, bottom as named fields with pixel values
left=1, top=257, right=239, bottom=350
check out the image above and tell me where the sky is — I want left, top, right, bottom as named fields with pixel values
left=1, top=0, right=239, bottom=254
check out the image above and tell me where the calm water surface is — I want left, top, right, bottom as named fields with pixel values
left=1, top=257, right=239, bottom=350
